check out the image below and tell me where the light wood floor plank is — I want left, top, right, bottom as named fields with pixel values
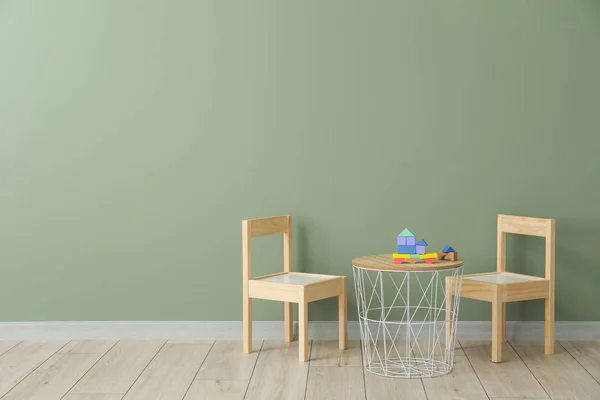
left=310, top=340, right=362, bottom=367
left=245, top=340, right=310, bottom=400
left=0, top=340, right=68, bottom=397
left=0, top=341, right=21, bottom=357
left=4, top=339, right=599, bottom=400
left=461, top=340, right=548, bottom=398
left=422, top=350, right=488, bottom=400
left=490, top=398, right=549, bottom=400
left=511, top=341, right=600, bottom=399
left=196, top=340, right=261, bottom=380
left=3, top=352, right=102, bottom=400
left=561, top=341, right=600, bottom=383
left=62, top=394, right=123, bottom=400
left=122, top=341, right=213, bottom=400
left=183, top=379, right=247, bottom=400
left=306, top=366, right=364, bottom=400
left=364, top=372, right=427, bottom=400
left=70, top=340, right=166, bottom=395
left=61, top=341, right=118, bottom=354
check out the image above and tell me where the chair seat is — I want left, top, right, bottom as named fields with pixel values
left=256, top=272, right=339, bottom=285
left=453, top=272, right=550, bottom=303
left=464, top=272, right=544, bottom=284
left=249, top=272, right=344, bottom=303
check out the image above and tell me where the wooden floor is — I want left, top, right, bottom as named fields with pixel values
left=0, top=340, right=599, bottom=399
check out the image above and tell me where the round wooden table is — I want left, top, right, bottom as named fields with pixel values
left=352, top=254, right=464, bottom=378
left=352, top=254, right=463, bottom=272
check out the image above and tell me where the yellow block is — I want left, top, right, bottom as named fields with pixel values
left=393, top=253, right=410, bottom=258
left=420, top=253, right=437, bottom=259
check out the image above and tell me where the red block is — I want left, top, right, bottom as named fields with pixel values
left=394, top=258, right=405, bottom=264
left=425, top=258, right=435, bottom=264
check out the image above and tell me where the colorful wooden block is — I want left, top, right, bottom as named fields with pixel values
left=415, top=239, right=427, bottom=254
left=393, top=253, right=411, bottom=258
left=425, top=258, right=435, bottom=264
left=420, top=253, right=437, bottom=259
left=394, top=258, right=405, bottom=264
left=406, top=236, right=416, bottom=246
left=397, top=236, right=407, bottom=246
left=442, top=245, right=455, bottom=253
left=397, top=245, right=416, bottom=254
left=407, top=258, right=418, bottom=264
left=398, top=228, right=415, bottom=237
left=438, top=251, right=458, bottom=261
left=410, top=254, right=420, bottom=258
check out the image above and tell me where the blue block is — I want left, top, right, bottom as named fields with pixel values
left=442, top=245, right=455, bottom=253
left=397, top=245, right=416, bottom=254
left=406, top=237, right=416, bottom=246
left=416, top=245, right=426, bottom=255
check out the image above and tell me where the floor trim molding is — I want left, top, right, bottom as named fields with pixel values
left=0, top=321, right=599, bottom=341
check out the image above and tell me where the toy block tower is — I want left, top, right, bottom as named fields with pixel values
left=397, top=228, right=416, bottom=254
left=416, top=239, right=428, bottom=255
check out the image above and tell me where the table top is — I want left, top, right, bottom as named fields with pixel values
left=352, top=254, right=464, bottom=271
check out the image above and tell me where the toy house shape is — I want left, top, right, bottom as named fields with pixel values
left=416, top=239, right=428, bottom=255
left=397, top=228, right=416, bottom=253
left=442, top=245, right=455, bottom=253
left=397, top=228, right=415, bottom=246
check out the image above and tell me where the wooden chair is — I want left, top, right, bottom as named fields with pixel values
left=242, top=215, right=348, bottom=362
left=447, top=214, right=555, bottom=363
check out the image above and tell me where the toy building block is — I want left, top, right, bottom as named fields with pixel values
left=393, top=253, right=408, bottom=264
left=407, top=258, right=418, bottom=264
left=397, top=245, right=416, bottom=254
left=398, top=228, right=414, bottom=237
left=397, top=236, right=406, bottom=246
left=420, top=253, right=437, bottom=259
left=410, top=254, right=420, bottom=258
left=425, top=258, right=435, bottom=264
left=416, top=239, right=428, bottom=255
left=442, top=245, right=455, bottom=253
left=406, top=236, right=416, bottom=246
left=438, top=251, right=458, bottom=261
left=393, top=253, right=411, bottom=258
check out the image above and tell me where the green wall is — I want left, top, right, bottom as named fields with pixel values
left=1, top=1, right=599, bottom=322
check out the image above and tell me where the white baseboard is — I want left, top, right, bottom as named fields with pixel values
left=0, top=321, right=599, bottom=341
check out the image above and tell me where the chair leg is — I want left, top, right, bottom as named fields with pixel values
left=445, top=277, right=455, bottom=349
left=338, top=278, right=348, bottom=350
left=284, top=302, right=293, bottom=342
left=446, top=292, right=455, bottom=349
left=502, top=303, right=506, bottom=342
left=243, top=297, right=252, bottom=354
left=545, top=297, right=555, bottom=355
left=492, top=298, right=503, bottom=363
left=299, top=301, right=309, bottom=362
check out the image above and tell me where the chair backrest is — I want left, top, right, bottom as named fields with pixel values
left=497, top=214, right=556, bottom=281
left=242, top=215, right=292, bottom=281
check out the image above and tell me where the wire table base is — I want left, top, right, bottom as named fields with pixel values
left=353, top=262, right=463, bottom=378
